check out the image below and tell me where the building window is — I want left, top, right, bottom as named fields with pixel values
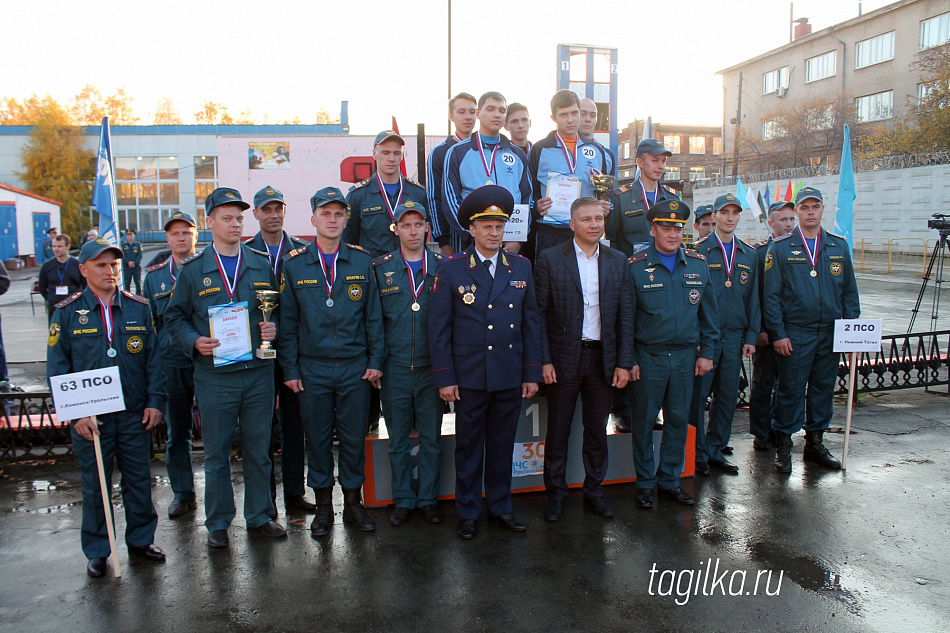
left=688, top=136, right=706, bottom=154
left=622, top=141, right=630, bottom=160
left=712, top=137, right=722, bottom=155
left=115, top=155, right=181, bottom=234
left=689, top=167, right=705, bottom=182
left=621, top=170, right=630, bottom=179
left=194, top=155, right=219, bottom=226
left=918, top=83, right=934, bottom=102
left=855, top=91, right=894, bottom=123
left=662, top=134, right=681, bottom=154
left=761, top=119, right=784, bottom=140
left=855, top=31, right=895, bottom=69
left=920, top=12, right=950, bottom=49
left=805, top=51, right=837, bottom=83
left=762, top=67, right=789, bottom=95
left=665, top=166, right=680, bottom=180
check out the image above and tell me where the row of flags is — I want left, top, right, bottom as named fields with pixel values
left=735, top=177, right=808, bottom=221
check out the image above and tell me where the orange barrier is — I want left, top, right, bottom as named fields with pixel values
left=886, top=238, right=928, bottom=275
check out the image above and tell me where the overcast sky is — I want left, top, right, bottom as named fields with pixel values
left=3, top=0, right=892, bottom=136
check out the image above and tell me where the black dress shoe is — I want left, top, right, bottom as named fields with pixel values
left=420, top=504, right=442, bottom=524
left=695, top=460, right=711, bottom=476
left=490, top=513, right=527, bottom=532
left=87, top=557, right=107, bottom=578
left=249, top=520, right=287, bottom=538
left=709, top=458, right=740, bottom=475
left=285, top=495, right=317, bottom=512
left=584, top=496, right=614, bottom=518
left=208, top=530, right=229, bottom=548
left=659, top=486, right=696, bottom=506
left=168, top=499, right=196, bottom=518
left=613, top=415, right=632, bottom=433
left=722, top=445, right=734, bottom=455
left=543, top=499, right=564, bottom=522
left=635, top=488, right=654, bottom=509
left=753, top=435, right=771, bottom=450
left=128, top=544, right=166, bottom=561
left=390, top=507, right=411, bottom=526
left=456, top=519, right=478, bottom=540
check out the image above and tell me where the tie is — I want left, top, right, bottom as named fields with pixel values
left=483, top=259, right=493, bottom=278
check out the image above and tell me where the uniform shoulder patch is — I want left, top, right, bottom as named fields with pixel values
left=444, top=252, right=467, bottom=262
left=432, top=252, right=444, bottom=261
left=628, top=253, right=648, bottom=265
left=351, top=178, right=370, bottom=190
left=614, top=183, right=633, bottom=194
left=122, top=290, right=150, bottom=305
left=347, top=243, right=368, bottom=254
left=373, top=253, right=394, bottom=267
left=736, top=236, right=752, bottom=248
left=144, top=260, right=169, bottom=273
left=753, top=239, right=770, bottom=249
left=179, top=252, right=202, bottom=266
left=247, top=246, right=270, bottom=258
left=291, top=236, right=308, bottom=246
left=284, top=246, right=307, bottom=261
left=404, top=177, right=425, bottom=190
left=827, top=231, right=846, bottom=241
left=685, top=250, right=706, bottom=261
left=54, top=292, right=82, bottom=309
left=661, top=184, right=676, bottom=196
left=774, top=233, right=793, bottom=242
left=694, top=235, right=710, bottom=246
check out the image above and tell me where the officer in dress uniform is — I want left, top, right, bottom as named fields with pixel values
left=164, top=187, right=286, bottom=548
left=47, top=238, right=167, bottom=577
left=121, top=229, right=144, bottom=294
left=428, top=185, right=542, bottom=540
left=689, top=194, right=760, bottom=476
left=246, top=185, right=314, bottom=514
left=373, top=200, right=445, bottom=526
left=41, top=227, right=57, bottom=262
left=278, top=187, right=386, bottom=537
left=762, top=187, right=860, bottom=473
left=627, top=200, right=719, bottom=508
left=143, top=211, right=199, bottom=519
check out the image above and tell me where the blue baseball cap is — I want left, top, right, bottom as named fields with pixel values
left=795, top=186, right=823, bottom=204
left=205, top=187, right=250, bottom=215
left=647, top=199, right=690, bottom=226
left=636, top=138, right=672, bottom=157
left=164, top=211, right=197, bottom=231
left=254, top=185, right=285, bottom=209
left=78, top=237, right=123, bottom=264
left=310, top=186, right=349, bottom=211
left=393, top=200, right=428, bottom=223
left=713, top=193, right=743, bottom=213
left=374, top=130, right=404, bottom=146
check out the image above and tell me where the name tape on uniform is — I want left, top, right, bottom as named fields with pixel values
left=833, top=319, right=883, bottom=353
left=503, top=204, right=530, bottom=243
left=49, top=367, right=126, bottom=421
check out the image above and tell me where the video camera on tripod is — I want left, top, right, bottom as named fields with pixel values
left=927, top=213, right=950, bottom=233
left=908, top=214, right=950, bottom=332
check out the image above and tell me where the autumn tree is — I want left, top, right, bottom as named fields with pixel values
left=314, top=108, right=340, bottom=124
left=194, top=100, right=234, bottom=124
left=152, top=97, right=183, bottom=125
left=0, top=95, right=41, bottom=125
left=71, top=85, right=139, bottom=126
left=235, top=108, right=255, bottom=124
left=15, top=97, right=95, bottom=238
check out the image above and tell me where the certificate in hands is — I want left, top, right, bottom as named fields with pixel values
left=543, top=172, right=581, bottom=224
left=209, top=301, right=253, bottom=367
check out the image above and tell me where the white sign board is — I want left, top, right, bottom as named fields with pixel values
left=512, top=441, right=544, bottom=477
left=833, top=319, right=883, bottom=353
left=504, top=204, right=530, bottom=242
left=49, top=367, right=125, bottom=421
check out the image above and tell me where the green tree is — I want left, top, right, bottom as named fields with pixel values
left=15, top=96, right=95, bottom=239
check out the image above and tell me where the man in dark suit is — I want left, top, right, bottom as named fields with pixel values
left=429, top=185, right=542, bottom=540
left=535, top=197, right=634, bottom=522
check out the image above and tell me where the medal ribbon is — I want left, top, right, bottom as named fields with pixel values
left=640, top=180, right=659, bottom=210
left=714, top=233, right=738, bottom=281
left=375, top=172, right=403, bottom=223
left=404, top=255, right=427, bottom=302
left=169, top=258, right=176, bottom=283
left=798, top=226, right=820, bottom=269
left=213, top=245, right=243, bottom=299
left=266, top=234, right=286, bottom=277
left=474, top=132, right=498, bottom=181
left=317, top=244, right=339, bottom=300
left=555, top=132, right=576, bottom=174
left=95, top=294, right=115, bottom=347
left=453, top=133, right=464, bottom=143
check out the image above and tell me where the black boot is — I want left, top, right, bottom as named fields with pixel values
left=803, top=431, right=842, bottom=470
left=342, top=488, right=376, bottom=531
left=310, top=488, right=334, bottom=538
left=774, top=432, right=792, bottom=473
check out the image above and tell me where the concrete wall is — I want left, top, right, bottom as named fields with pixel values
left=693, top=163, right=950, bottom=243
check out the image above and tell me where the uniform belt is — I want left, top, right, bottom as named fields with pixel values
left=580, top=339, right=602, bottom=349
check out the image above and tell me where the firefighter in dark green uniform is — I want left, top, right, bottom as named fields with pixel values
left=762, top=186, right=860, bottom=473
left=372, top=200, right=444, bottom=526
left=278, top=187, right=386, bottom=537
left=121, top=229, right=143, bottom=294
left=164, top=187, right=286, bottom=549
left=627, top=199, right=719, bottom=509
left=47, top=238, right=166, bottom=577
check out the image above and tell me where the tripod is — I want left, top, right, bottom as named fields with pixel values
left=907, top=228, right=950, bottom=333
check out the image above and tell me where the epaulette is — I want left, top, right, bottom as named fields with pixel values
left=284, top=246, right=307, bottom=260
left=685, top=250, right=706, bottom=261
left=444, top=252, right=467, bottom=262
left=774, top=233, right=793, bottom=242
left=661, top=184, right=676, bottom=195
left=736, top=236, right=752, bottom=249
left=179, top=252, right=202, bottom=266
left=351, top=178, right=371, bottom=190
left=827, top=231, right=846, bottom=241
left=404, top=177, right=425, bottom=190
left=144, top=260, right=169, bottom=273
left=628, top=253, right=648, bottom=265
left=290, top=235, right=308, bottom=245
left=373, top=253, right=394, bottom=267
left=694, top=235, right=710, bottom=246
left=506, top=252, right=529, bottom=261
left=612, top=183, right=633, bottom=194
left=432, top=252, right=444, bottom=261
left=122, top=290, right=150, bottom=305
left=54, top=292, right=82, bottom=309
left=347, top=243, right=368, bottom=254
left=752, top=239, right=770, bottom=249
left=247, top=246, right=269, bottom=258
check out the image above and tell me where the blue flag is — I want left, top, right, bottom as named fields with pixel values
left=764, top=183, right=772, bottom=206
left=834, top=123, right=856, bottom=256
left=736, top=177, right=748, bottom=208
left=91, top=117, right=124, bottom=288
